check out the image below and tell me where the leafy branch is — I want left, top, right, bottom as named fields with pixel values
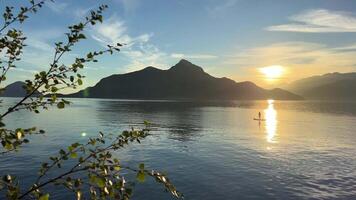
left=0, top=0, right=48, bottom=87
left=0, top=1, right=182, bottom=199
left=0, top=0, right=47, bottom=33
left=1, top=128, right=182, bottom=199
left=0, top=4, right=121, bottom=153
left=0, top=127, right=45, bottom=155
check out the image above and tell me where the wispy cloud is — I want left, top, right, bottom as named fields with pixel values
left=267, top=9, right=356, bottom=33
left=13, top=67, right=39, bottom=74
left=26, top=38, right=52, bottom=52
left=15, top=28, right=65, bottom=73
left=115, top=0, right=140, bottom=15
left=90, top=15, right=167, bottom=72
left=46, top=1, right=68, bottom=13
left=90, top=15, right=152, bottom=47
left=73, top=7, right=93, bottom=20
left=122, top=44, right=168, bottom=72
left=89, top=14, right=220, bottom=73
left=171, top=53, right=217, bottom=59
left=206, top=0, right=238, bottom=17
left=24, top=28, right=64, bottom=51
left=333, top=44, right=356, bottom=52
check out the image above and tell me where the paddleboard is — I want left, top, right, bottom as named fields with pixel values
left=253, top=118, right=266, bottom=121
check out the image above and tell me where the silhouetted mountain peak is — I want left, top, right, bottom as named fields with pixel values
left=7, top=81, right=24, bottom=87
left=1, top=81, right=27, bottom=97
left=67, top=60, right=302, bottom=100
left=139, top=66, right=162, bottom=73
left=142, top=66, right=159, bottom=71
left=3, top=81, right=25, bottom=91
left=169, top=59, right=204, bottom=74
left=238, top=81, right=258, bottom=87
left=177, top=59, right=192, bottom=65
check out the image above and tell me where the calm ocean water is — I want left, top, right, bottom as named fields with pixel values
left=1, top=98, right=356, bottom=199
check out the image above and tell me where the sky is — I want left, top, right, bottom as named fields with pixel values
left=2, top=0, right=356, bottom=91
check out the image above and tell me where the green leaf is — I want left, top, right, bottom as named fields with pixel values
left=39, top=193, right=49, bottom=200
left=51, top=94, right=57, bottom=102
left=139, top=163, right=144, bottom=170
left=89, top=175, right=97, bottom=184
left=57, top=102, right=65, bottom=109
left=59, top=149, right=66, bottom=155
left=78, top=79, right=83, bottom=85
left=87, top=52, right=93, bottom=59
left=4, top=143, right=13, bottom=150
left=68, top=146, right=74, bottom=151
left=70, top=152, right=77, bottom=159
left=62, top=99, right=70, bottom=105
left=78, top=33, right=86, bottom=39
left=144, top=120, right=150, bottom=126
left=96, top=178, right=105, bottom=188
left=51, top=87, right=58, bottom=93
left=136, top=171, right=145, bottom=183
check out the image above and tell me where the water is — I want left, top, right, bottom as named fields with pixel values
left=1, top=98, right=356, bottom=199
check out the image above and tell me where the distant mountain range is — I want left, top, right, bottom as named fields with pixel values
left=1, top=59, right=304, bottom=100
left=0, top=81, right=28, bottom=97
left=66, top=59, right=301, bottom=100
left=4, top=62, right=355, bottom=101
left=286, top=72, right=356, bottom=100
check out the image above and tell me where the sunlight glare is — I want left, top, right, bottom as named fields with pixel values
left=264, top=100, right=278, bottom=143
left=259, top=65, right=284, bottom=80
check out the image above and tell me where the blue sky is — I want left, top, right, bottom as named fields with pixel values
left=2, top=0, right=356, bottom=90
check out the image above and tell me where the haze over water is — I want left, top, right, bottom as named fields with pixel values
left=1, top=98, right=356, bottom=199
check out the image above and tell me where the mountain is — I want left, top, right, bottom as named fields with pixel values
left=0, top=81, right=28, bottom=97
left=67, top=59, right=302, bottom=100
left=286, top=72, right=356, bottom=100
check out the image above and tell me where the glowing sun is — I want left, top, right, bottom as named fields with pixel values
left=259, top=65, right=284, bottom=80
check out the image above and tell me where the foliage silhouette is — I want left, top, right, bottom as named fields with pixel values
left=0, top=1, right=182, bottom=199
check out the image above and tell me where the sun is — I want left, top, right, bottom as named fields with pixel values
left=259, top=65, right=284, bottom=80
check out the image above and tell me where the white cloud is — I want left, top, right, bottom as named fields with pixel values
left=120, top=0, right=140, bottom=14
left=122, top=44, right=168, bottom=72
left=26, top=38, right=52, bottom=52
left=267, top=9, right=356, bottom=33
left=90, top=15, right=167, bottom=72
left=90, top=15, right=219, bottom=73
left=171, top=53, right=217, bottom=59
left=90, top=15, right=152, bottom=47
left=13, top=67, right=39, bottom=74
left=12, top=28, right=65, bottom=74
left=24, top=28, right=64, bottom=51
left=46, top=1, right=68, bottom=13
left=74, top=7, right=92, bottom=19
left=207, top=0, right=238, bottom=17
left=333, top=44, right=356, bottom=51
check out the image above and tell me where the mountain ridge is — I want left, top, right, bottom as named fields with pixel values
left=0, top=81, right=28, bottom=97
left=285, top=72, right=356, bottom=100
left=67, top=59, right=302, bottom=100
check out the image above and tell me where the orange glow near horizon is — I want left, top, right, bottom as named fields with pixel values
left=259, top=65, right=285, bottom=81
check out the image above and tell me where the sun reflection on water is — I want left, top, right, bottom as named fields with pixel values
left=264, top=99, right=278, bottom=143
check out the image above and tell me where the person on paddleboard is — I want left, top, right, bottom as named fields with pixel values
left=258, top=112, right=261, bottom=120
